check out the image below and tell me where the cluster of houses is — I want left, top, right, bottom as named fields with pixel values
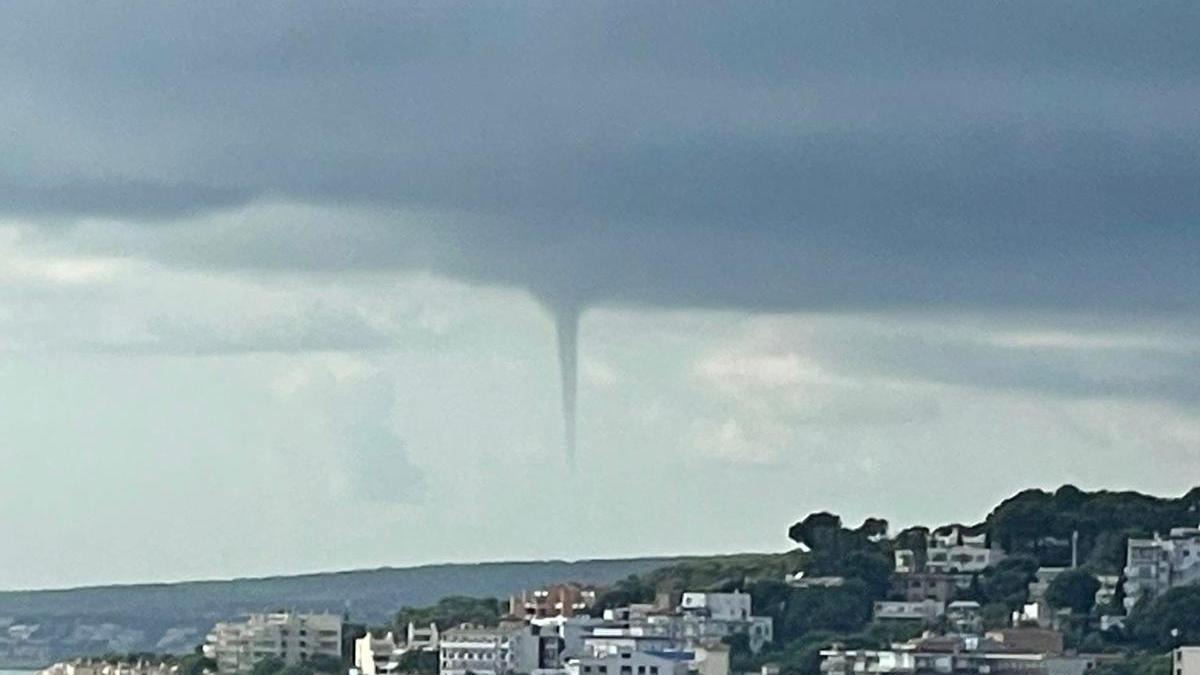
left=39, top=660, right=186, bottom=675
left=817, top=524, right=1200, bottom=675
left=355, top=585, right=771, bottom=675
left=32, top=525, right=1200, bottom=675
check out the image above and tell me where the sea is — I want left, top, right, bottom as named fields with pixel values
left=0, top=669, right=38, bottom=675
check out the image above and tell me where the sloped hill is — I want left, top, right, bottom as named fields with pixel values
left=0, top=557, right=679, bottom=667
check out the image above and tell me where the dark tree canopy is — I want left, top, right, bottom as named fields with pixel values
left=1045, top=570, right=1101, bottom=614
left=789, top=512, right=844, bottom=551
left=1129, top=586, right=1200, bottom=650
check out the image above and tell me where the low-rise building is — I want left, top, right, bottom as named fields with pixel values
left=510, top=584, right=599, bottom=620
left=1094, top=576, right=1120, bottom=610
left=873, top=601, right=945, bottom=623
left=786, top=573, right=846, bottom=589
left=1175, top=647, right=1200, bottom=675
left=41, top=660, right=183, bottom=675
left=892, top=574, right=972, bottom=604
left=1123, top=527, right=1200, bottom=612
left=679, top=593, right=751, bottom=621
left=984, top=629, right=1063, bottom=655
left=820, top=634, right=1066, bottom=675
left=895, top=550, right=918, bottom=575
left=204, top=612, right=343, bottom=673
left=945, top=601, right=983, bottom=635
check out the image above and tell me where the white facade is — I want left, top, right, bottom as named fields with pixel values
left=925, top=527, right=1004, bottom=574
left=355, top=632, right=399, bottom=675
left=438, top=625, right=515, bottom=675
left=1175, top=647, right=1200, bottom=675
left=406, top=623, right=440, bottom=652
left=1123, top=527, right=1200, bottom=612
left=679, top=593, right=751, bottom=621
left=204, top=612, right=343, bottom=673
left=873, top=600, right=945, bottom=622
left=566, top=650, right=688, bottom=675
left=532, top=616, right=606, bottom=660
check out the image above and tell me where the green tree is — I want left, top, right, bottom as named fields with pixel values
left=789, top=512, right=844, bottom=551
left=177, top=654, right=218, bottom=675
left=781, top=581, right=873, bottom=641
left=590, top=575, right=656, bottom=616
left=395, top=596, right=503, bottom=630
left=1128, top=585, right=1200, bottom=650
left=1045, top=570, right=1101, bottom=614
left=307, top=655, right=345, bottom=674
left=253, top=657, right=287, bottom=675
left=979, top=555, right=1039, bottom=610
left=394, top=651, right=438, bottom=675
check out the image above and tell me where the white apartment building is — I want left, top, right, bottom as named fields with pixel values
left=355, top=631, right=399, bottom=675
left=925, top=528, right=1004, bottom=575
left=439, top=625, right=517, bottom=675
left=566, top=649, right=688, bottom=675
left=1123, top=527, right=1200, bottom=612
left=204, top=612, right=343, bottom=673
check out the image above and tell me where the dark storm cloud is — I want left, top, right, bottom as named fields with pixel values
left=3, top=1, right=1198, bottom=313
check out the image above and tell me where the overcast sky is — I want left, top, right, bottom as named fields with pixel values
left=2, top=2, right=1199, bottom=590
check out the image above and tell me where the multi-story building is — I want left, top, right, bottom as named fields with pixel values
left=1122, top=527, right=1200, bottom=612
left=566, top=649, right=689, bottom=675
left=204, top=612, right=343, bottom=673
left=590, top=593, right=772, bottom=655
left=531, top=616, right=606, bottom=661
left=438, top=625, right=516, bottom=675
left=510, top=585, right=598, bottom=619
left=437, top=621, right=573, bottom=675
left=926, top=528, right=1005, bottom=575
left=354, top=623, right=439, bottom=675
left=406, top=623, right=440, bottom=652
left=891, top=573, right=972, bottom=604
left=355, top=631, right=400, bottom=675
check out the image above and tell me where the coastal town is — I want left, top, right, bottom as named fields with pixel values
left=23, top=506, right=1200, bottom=675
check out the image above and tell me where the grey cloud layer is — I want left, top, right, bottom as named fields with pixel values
left=5, top=2, right=1199, bottom=312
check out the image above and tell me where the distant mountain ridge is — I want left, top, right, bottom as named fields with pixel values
left=0, top=557, right=683, bottom=668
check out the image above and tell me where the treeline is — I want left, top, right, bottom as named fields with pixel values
left=986, top=486, right=1200, bottom=571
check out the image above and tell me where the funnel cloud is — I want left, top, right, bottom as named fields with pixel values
left=554, top=305, right=580, bottom=467
left=1, top=3, right=1199, bottom=467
